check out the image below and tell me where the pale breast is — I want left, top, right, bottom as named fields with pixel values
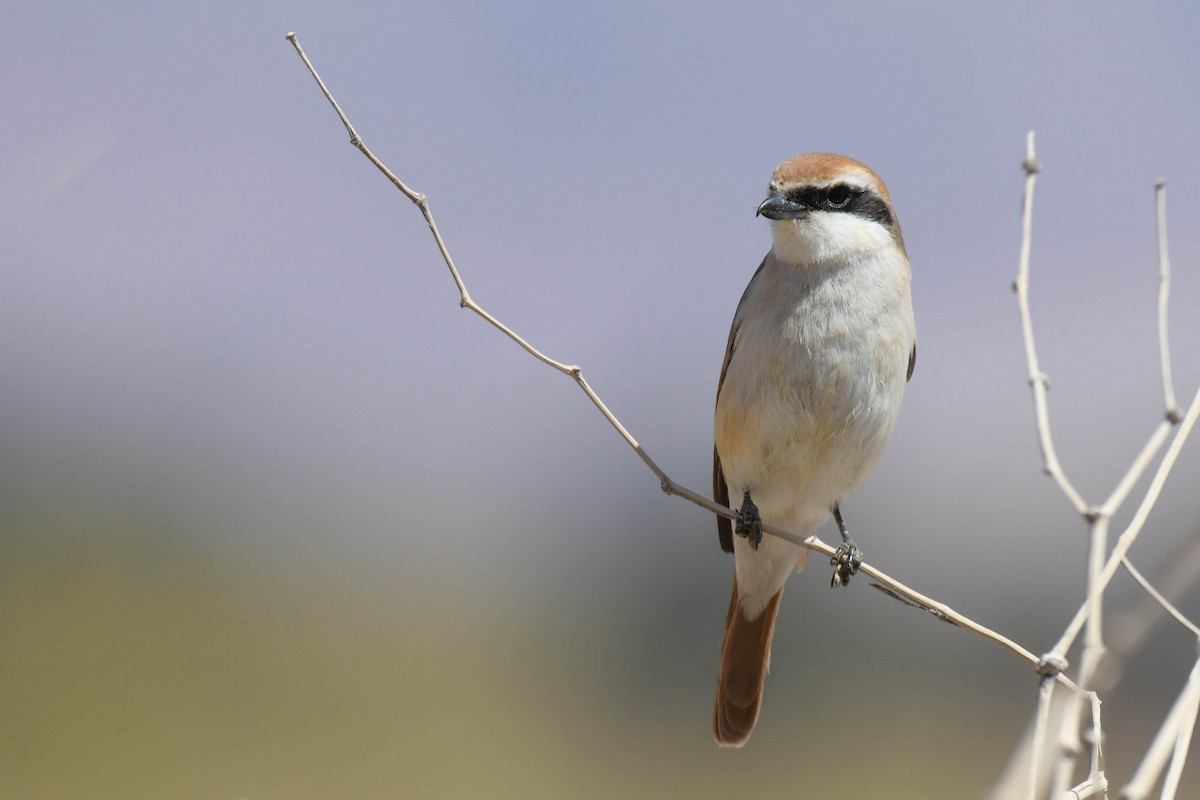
left=715, top=251, right=912, bottom=522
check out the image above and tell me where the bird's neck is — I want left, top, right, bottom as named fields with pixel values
left=769, top=217, right=899, bottom=269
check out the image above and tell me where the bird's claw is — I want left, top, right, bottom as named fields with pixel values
left=735, top=491, right=763, bottom=551
left=830, top=540, right=862, bottom=587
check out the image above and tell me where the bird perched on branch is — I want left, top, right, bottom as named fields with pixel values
left=712, top=153, right=916, bottom=746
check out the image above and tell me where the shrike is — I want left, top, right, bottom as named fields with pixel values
left=712, top=153, right=916, bottom=747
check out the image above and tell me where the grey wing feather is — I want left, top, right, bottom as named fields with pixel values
left=713, top=257, right=766, bottom=554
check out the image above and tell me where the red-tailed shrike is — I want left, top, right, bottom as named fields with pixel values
left=712, top=153, right=916, bottom=746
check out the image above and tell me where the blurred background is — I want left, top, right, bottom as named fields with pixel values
left=3, top=2, right=1200, bottom=797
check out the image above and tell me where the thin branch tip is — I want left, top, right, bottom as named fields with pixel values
left=1021, top=131, right=1041, bottom=174
left=285, top=32, right=296, bottom=41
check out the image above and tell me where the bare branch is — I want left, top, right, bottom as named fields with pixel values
left=1030, top=678, right=1057, bottom=798
left=1049, top=384, right=1200, bottom=659
left=1100, top=420, right=1175, bottom=518
left=1010, top=134, right=1200, bottom=798
left=1044, top=382, right=1200, bottom=796
left=1124, top=653, right=1200, bottom=799
left=1089, top=691, right=1106, bottom=789
left=283, top=34, right=674, bottom=493
left=1111, top=528, right=1200, bottom=659
left=1014, top=131, right=1090, bottom=516
left=1121, top=558, right=1200, bottom=641
left=1156, top=179, right=1182, bottom=423
left=1014, top=133, right=1111, bottom=797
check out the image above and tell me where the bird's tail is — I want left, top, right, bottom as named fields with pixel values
left=713, top=580, right=783, bottom=747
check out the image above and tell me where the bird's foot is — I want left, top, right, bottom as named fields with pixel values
left=829, top=503, right=862, bottom=587
left=735, top=491, right=762, bottom=551
left=830, top=540, right=862, bottom=587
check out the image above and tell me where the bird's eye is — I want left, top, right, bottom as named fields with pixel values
left=827, top=186, right=852, bottom=208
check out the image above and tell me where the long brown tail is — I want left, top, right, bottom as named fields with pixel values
left=713, top=580, right=783, bottom=747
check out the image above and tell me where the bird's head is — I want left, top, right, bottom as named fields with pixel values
left=758, top=153, right=905, bottom=266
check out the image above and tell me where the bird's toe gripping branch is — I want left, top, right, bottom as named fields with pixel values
left=830, top=504, right=862, bottom=587
left=830, top=541, right=863, bottom=587
left=735, top=491, right=763, bottom=550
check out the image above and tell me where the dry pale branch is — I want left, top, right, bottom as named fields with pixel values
left=1125, top=653, right=1200, bottom=799
left=1111, top=530, right=1200, bottom=659
left=1008, top=132, right=1200, bottom=799
left=1047, top=390, right=1200, bottom=662
left=1156, top=180, right=1182, bottom=424
left=1120, top=558, right=1200, bottom=642
left=1014, top=135, right=1089, bottom=517
left=284, top=34, right=1083, bottom=689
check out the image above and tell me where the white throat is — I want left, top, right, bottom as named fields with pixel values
left=770, top=212, right=896, bottom=267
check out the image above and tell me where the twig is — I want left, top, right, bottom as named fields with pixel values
left=1156, top=180, right=1181, bottom=423
left=1124, top=653, right=1200, bottom=799
left=284, top=32, right=1078, bottom=688
left=1013, top=132, right=1109, bottom=797
left=1088, top=692, right=1106, bottom=793
left=1111, top=529, right=1200, bottom=659
left=1040, top=388, right=1200, bottom=796
left=1161, top=672, right=1200, bottom=800
left=1121, top=558, right=1200, bottom=641
left=1031, top=678, right=1057, bottom=798
left=1099, top=421, right=1175, bottom=518
left=1048, top=384, right=1200, bottom=659
left=1009, top=131, right=1200, bottom=796
left=1013, top=131, right=1089, bottom=517
left=283, top=30, right=733, bottom=533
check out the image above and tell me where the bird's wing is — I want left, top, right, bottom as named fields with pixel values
left=714, top=447, right=732, bottom=553
left=714, top=257, right=767, bottom=554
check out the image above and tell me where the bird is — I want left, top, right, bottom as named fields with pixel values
left=712, top=153, right=916, bottom=747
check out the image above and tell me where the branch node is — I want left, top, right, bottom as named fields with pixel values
left=1029, top=372, right=1050, bottom=390
left=1022, top=156, right=1043, bottom=176
left=1012, top=277, right=1022, bottom=293
left=1037, top=653, right=1069, bottom=677
left=1084, top=507, right=1103, bottom=524
left=1167, top=407, right=1184, bottom=425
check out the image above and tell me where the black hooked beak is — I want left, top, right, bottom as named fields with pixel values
left=756, top=192, right=806, bottom=220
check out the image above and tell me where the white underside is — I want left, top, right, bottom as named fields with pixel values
left=716, top=221, right=914, bottom=618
